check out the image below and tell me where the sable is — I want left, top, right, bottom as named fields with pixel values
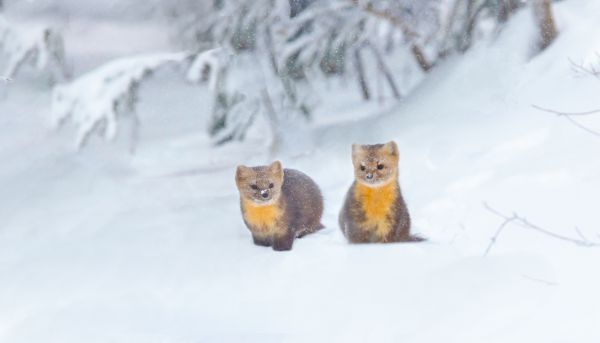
left=235, top=161, right=324, bottom=251
left=339, top=141, right=423, bottom=243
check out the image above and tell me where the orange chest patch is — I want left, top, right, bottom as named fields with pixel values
left=354, top=181, right=397, bottom=237
left=241, top=199, right=283, bottom=235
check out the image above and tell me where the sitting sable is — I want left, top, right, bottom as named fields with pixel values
left=235, top=161, right=324, bottom=251
left=339, top=141, right=423, bottom=243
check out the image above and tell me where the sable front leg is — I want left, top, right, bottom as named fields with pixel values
left=345, top=225, right=371, bottom=244
left=253, top=235, right=272, bottom=247
left=273, top=230, right=294, bottom=251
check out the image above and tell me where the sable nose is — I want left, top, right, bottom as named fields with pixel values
left=366, top=173, right=373, bottom=180
left=261, top=190, right=269, bottom=198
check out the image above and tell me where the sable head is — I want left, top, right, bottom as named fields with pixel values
left=235, top=161, right=284, bottom=204
left=351, top=141, right=399, bottom=186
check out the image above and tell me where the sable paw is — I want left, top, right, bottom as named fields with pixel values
left=252, top=236, right=272, bottom=247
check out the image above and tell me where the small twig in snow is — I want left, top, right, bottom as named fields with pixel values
left=569, top=58, right=600, bottom=79
left=483, top=202, right=600, bottom=256
left=483, top=208, right=518, bottom=256
left=574, top=226, right=588, bottom=242
left=533, top=105, right=600, bottom=138
left=533, top=105, right=600, bottom=116
left=521, top=274, right=558, bottom=286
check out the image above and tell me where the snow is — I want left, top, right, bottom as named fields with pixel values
left=0, top=15, right=68, bottom=82
left=2, top=1, right=600, bottom=342
left=52, top=52, right=189, bottom=148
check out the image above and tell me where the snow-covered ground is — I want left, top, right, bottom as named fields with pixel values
left=2, top=1, right=600, bottom=342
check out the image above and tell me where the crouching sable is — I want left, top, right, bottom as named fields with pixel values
left=235, top=161, right=324, bottom=251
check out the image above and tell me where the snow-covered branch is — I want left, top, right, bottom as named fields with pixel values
left=0, top=16, right=69, bottom=82
left=52, top=52, right=192, bottom=149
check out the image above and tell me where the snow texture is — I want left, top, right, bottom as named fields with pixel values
left=2, top=1, right=600, bottom=342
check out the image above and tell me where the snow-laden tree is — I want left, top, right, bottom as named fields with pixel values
left=437, top=0, right=523, bottom=55
left=0, top=16, right=69, bottom=83
left=186, top=48, right=258, bottom=145
left=186, top=47, right=315, bottom=150
left=52, top=52, right=193, bottom=150
left=167, top=0, right=441, bottom=79
left=67, top=0, right=557, bottom=150
left=161, top=0, right=449, bottom=145
left=276, top=0, right=445, bottom=99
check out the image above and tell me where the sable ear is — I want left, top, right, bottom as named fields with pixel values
left=385, top=141, right=399, bottom=157
left=269, top=160, right=282, bottom=172
left=269, top=160, right=283, bottom=182
left=351, top=144, right=363, bottom=165
left=352, top=143, right=361, bottom=157
left=235, top=165, right=250, bottom=187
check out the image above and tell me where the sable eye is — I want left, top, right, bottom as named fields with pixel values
left=269, top=183, right=274, bottom=188
left=377, top=164, right=384, bottom=170
left=250, top=184, right=258, bottom=190
left=360, top=165, right=366, bottom=171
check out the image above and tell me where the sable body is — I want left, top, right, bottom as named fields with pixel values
left=339, top=179, right=412, bottom=243
left=339, top=141, right=421, bottom=243
left=236, top=162, right=324, bottom=251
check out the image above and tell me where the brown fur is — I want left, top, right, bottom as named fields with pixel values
left=339, top=141, right=423, bottom=243
left=235, top=161, right=324, bottom=251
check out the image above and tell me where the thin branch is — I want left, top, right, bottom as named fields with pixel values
left=521, top=274, right=558, bottom=286
left=411, top=45, right=432, bottom=72
left=483, top=202, right=600, bottom=255
left=574, top=226, right=588, bottom=242
left=484, top=210, right=517, bottom=256
left=563, top=114, right=600, bottom=137
left=365, top=41, right=401, bottom=99
left=353, top=47, right=370, bottom=100
left=533, top=105, right=600, bottom=138
left=533, top=104, right=600, bottom=116
left=569, top=58, right=600, bottom=79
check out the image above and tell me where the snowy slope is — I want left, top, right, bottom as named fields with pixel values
left=2, top=1, right=600, bottom=342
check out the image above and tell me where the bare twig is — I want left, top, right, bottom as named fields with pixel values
left=483, top=202, right=600, bottom=255
left=521, top=274, right=558, bottom=286
left=484, top=210, right=517, bottom=256
left=365, top=42, right=401, bottom=99
left=574, top=226, right=588, bottom=242
left=570, top=57, right=600, bottom=79
left=533, top=104, right=600, bottom=138
left=561, top=114, right=600, bottom=137
left=353, top=47, right=370, bottom=100
left=533, top=105, right=600, bottom=116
